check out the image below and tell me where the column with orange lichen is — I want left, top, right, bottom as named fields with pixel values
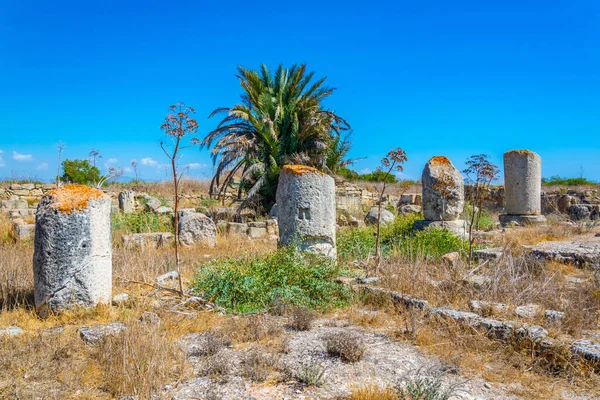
left=32, top=184, right=112, bottom=316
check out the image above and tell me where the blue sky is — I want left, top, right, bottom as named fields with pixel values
left=1, top=1, right=599, bottom=182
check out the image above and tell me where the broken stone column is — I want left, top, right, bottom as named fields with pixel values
left=33, top=184, right=112, bottom=316
left=178, top=212, right=217, bottom=247
left=276, top=165, right=336, bottom=259
left=118, top=190, right=135, bottom=213
left=414, top=156, right=466, bottom=237
left=499, top=150, right=546, bottom=226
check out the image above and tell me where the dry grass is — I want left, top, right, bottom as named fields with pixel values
left=343, top=383, right=400, bottom=400
left=97, top=321, right=189, bottom=398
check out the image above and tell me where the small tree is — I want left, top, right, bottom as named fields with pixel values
left=55, top=141, right=66, bottom=188
left=433, top=172, right=457, bottom=226
left=463, top=154, right=499, bottom=264
left=61, top=159, right=101, bottom=185
left=160, top=102, right=199, bottom=295
left=89, top=149, right=101, bottom=167
left=373, top=148, right=408, bottom=271
left=131, top=160, right=139, bottom=182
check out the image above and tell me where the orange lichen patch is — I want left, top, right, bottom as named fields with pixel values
left=282, top=164, right=326, bottom=176
left=507, top=149, right=533, bottom=155
left=429, top=156, right=451, bottom=166
left=47, top=184, right=105, bottom=214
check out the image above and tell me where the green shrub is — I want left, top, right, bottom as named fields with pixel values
left=337, top=213, right=467, bottom=262
left=191, top=246, right=352, bottom=313
left=542, top=176, right=597, bottom=186
left=112, top=212, right=173, bottom=234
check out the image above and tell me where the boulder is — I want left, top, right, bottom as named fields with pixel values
left=421, top=156, right=464, bottom=221
left=365, top=207, right=395, bottom=226
left=142, top=195, right=162, bottom=213
left=398, top=204, right=421, bottom=214
left=570, top=204, right=592, bottom=221
left=178, top=213, right=217, bottom=248
left=557, top=194, right=575, bottom=213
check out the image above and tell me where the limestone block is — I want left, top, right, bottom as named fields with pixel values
left=421, top=156, right=464, bottom=221
left=503, top=150, right=542, bottom=215
left=178, top=213, right=217, bottom=247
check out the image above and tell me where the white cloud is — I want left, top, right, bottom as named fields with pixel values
left=360, top=168, right=372, bottom=174
left=186, top=163, right=207, bottom=170
left=104, top=158, right=118, bottom=168
left=123, top=167, right=132, bottom=173
left=141, top=157, right=159, bottom=167
left=13, top=151, right=33, bottom=161
left=36, top=162, right=49, bottom=170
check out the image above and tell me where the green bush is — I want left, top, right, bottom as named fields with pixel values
left=191, top=246, right=352, bottom=313
left=337, top=213, right=467, bottom=262
left=542, top=176, right=596, bottom=186
left=61, top=159, right=101, bottom=185
left=112, top=212, right=173, bottom=234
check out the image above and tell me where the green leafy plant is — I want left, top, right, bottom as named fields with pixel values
left=192, top=246, right=351, bottom=313
left=61, top=159, right=100, bottom=185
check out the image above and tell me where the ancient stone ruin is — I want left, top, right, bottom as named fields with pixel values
left=33, top=184, right=112, bottom=316
left=118, top=190, right=135, bottom=213
left=178, top=212, right=217, bottom=248
left=276, top=165, right=336, bottom=258
left=414, top=156, right=466, bottom=237
left=499, top=150, right=547, bottom=226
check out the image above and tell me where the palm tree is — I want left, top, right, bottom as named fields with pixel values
left=202, top=64, right=350, bottom=209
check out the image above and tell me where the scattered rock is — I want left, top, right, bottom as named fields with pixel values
left=139, top=311, right=160, bottom=326
left=544, top=309, right=565, bottom=322
left=112, top=292, right=130, bottom=305
left=569, top=204, right=592, bottom=221
left=441, top=252, right=460, bottom=267
left=462, top=274, right=491, bottom=290
left=571, top=339, right=600, bottom=363
left=142, top=195, right=162, bottom=212
left=364, top=207, right=395, bottom=226
left=155, top=206, right=173, bottom=214
left=122, top=232, right=174, bottom=250
left=356, top=277, right=380, bottom=285
left=78, top=322, right=127, bottom=344
left=468, top=300, right=509, bottom=316
left=473, top=247, right=503, bottom=261
left=0, top=326, right=23, bottom=337
left=398, top=204, right=421, bottom=214
left=157, top=271, right=179, bottom=285
left=118, top=191, right=135, bottom=213
left=526, top=240, right=600, bottom=266
left=514, top=304, right=542, bottom=319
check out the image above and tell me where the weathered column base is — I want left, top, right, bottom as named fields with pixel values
left=499, top=214, right=547, bottom=227
left=414, top=219, right=467, bottom=239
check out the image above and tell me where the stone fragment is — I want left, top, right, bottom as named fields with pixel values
left=398, top=204, right=421, bottom=214
left=557, top=195, right=575, bottom=213
left=0, top=326, right=23, bottom=337
left=13, top=220, right=35, bottom=241
left=157, top=271, right=179, bottom=285
left=247, top=226, right=267, bottom=239
left=473, top=247, right=503, bottom=261
left=461, top=274, right=491, bottom=290
left=266, top=219, right=278, bottom=235
left=468, top=300, right=509, bottom=316
left=514, top=304, right=542, bottom=319
left=226, top=222, right=248, bottom=236
left=139, top=311, right=160, bottom=325
left=112, top=293, right=130, bottom=305
left=142, top=195, right=162, bottom=212
left=364, top=207, right=395, bottom=226
left=414, top=219, right=467, bottom=238
left=569, top=204, right=592, bottom=221
left=276, top=165, right=337, bottom=259
left=526, top=240, right=600, bottom=266
left=118, top=191, right=135, bottom=213
left=78, top=322, right=127, bottom=344
left=33, top=185, right=112, bottom=316
left=178, top=213, right=217, bottom=247
left=571, top=339, right=600, bottom=363
left=441, top=252, right=460, bottom=267
left=545, top=309, right=565, bottom=322
left=122, top=232, right=174, bottom=249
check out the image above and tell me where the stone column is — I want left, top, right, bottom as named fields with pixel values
left=118, top=190, right=135, bottom=213
left=276, top=165, right=336, bottom=259
left=499, top=150, right=546, bottom=226
left=414, top=156, right=466, bottom=237
left=33, top=184, right=112, bottom=316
